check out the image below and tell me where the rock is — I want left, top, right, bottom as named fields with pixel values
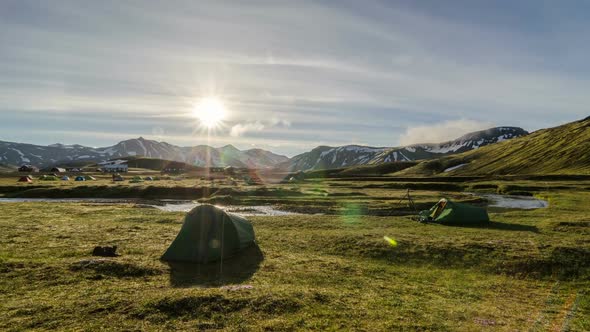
left=92, top=246, right=118, bottom=257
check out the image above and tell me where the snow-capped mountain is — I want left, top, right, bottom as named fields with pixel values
left=281, top=127, right=528, bottom=171
left=0, top=137, right=289, bottom=169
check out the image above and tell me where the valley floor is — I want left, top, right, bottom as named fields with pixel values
left=0, top=178, right=589, bottom=331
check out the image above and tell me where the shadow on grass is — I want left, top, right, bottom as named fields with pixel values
left=449, top=220, right=538, bottom=233
left=165, top=244, right=263, bottom=288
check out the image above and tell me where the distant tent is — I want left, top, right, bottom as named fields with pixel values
left=61, top=176, right=70, bottom=181
left=85, top=175, right=96, bottom=181
left=19, top=165, right=39, bottom=172
left=130, top=176, right=144, bottom=183
left=419, top=198, right=489, bottom=224
left=41, top=175, right=58, bottom=181
left=113, top=175, right=125, bottom=182
left=75, top=176, right=86, bottom=181
left=145, top=176, right=154, bottom=181
left=18, top=176, right=32, bottom=183
left=162, top=204, right=256, bottom=263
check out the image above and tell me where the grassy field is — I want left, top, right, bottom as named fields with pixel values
left=1, top=175, right=589, bottom=331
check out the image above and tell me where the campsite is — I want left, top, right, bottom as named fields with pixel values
left=1, top=168, right=589, bottom=331
left=2, top=1, right=590, bottom=331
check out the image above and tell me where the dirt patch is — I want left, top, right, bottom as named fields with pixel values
left=70, top=259, right=161, bottom=278
left=551, top=221, right=590, bottom=233
left=137, top=293, right=302, bottom=320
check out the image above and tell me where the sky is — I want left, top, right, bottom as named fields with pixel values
left=1, top=0, right=589, bottom=157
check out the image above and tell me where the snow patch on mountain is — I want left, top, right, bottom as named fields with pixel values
left=0, top=137, right=289, bottom=169
left=444, top=164, right=467, bottom=172
left=282, top=127, right=528, bottom=171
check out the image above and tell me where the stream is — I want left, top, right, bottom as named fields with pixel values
left=473, top=194, right=548, bottom=209
left=0, top=193, right=548, bottom=215
left=0, top=198, right=298, bottom=216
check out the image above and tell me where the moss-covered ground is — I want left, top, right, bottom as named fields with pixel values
left=0, top=175, right=589, bottom=331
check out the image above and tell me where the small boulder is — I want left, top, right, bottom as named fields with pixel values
left=92, top=246, right=118, bottom=257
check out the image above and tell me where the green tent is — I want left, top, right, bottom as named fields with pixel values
left=161, top=204, right=256, bottom=263
left=419, top=198, right=489, bottom=224
left=130, top=176, right=144, bottom=183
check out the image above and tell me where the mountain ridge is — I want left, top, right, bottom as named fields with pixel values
left=398, top=118, right=590, bottom=176
left=0, top=126, right=528, bottom=170
left=281, top=126, right=528, bottom=171
left=0, top=137, right=289, bottom=169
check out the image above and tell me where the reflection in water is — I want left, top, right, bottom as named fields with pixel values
left=165, top=244, right=263, bottom=288
left=153, top=203, right=298, bottom=216
left=480, top=194, right=548, bottom=209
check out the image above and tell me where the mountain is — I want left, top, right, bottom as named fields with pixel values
left=281, top=127, right=528, bottom=171
left=0, top=137, right=289, bottom=169
left=399, top=117, right=590, bottom=176
left=0, top=162, right=16, bottom=172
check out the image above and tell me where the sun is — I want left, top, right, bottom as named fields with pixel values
left=192, top=97, right=227, bottom=128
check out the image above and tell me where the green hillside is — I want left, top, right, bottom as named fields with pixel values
left=304, top=161, right=418, bottom=178
left=0, top=163, right=16, bottom=172
left=398, top=116, right=590, bottom=176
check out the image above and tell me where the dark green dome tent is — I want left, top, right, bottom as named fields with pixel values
left=419, top=198, right=489, bottom=224
left=162, top=204, right=256, bottom=263
left=130, top=176, right=144, bottom=183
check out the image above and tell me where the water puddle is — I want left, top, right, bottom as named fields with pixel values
left=0, top=198, right=298, bottom=216
left=478, top=194, right=548, bottom=210
left=0, top=194, right=548, bottom=215
left=150, top=202, right=298, bottom=216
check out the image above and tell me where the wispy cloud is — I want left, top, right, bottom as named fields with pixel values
left=1, top=1, right=590, bottom=155
left=229, top=122, right=265, bottom=137
left=229, top=117, right=292, bottom=137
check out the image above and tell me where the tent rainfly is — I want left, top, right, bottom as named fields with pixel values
left=75, top=176, right=86, bottom=181
left=18, top=176, right=32, bottom=183
left=419, top=198, right=489, bottom=224
left=161, top=204, right=256, bottom=263
left=61, top=176, right=70, bottom=181
left=130, top=176, right=144, bottom=183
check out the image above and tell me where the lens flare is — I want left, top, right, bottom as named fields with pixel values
left=384, top=236, right=398, bottom=247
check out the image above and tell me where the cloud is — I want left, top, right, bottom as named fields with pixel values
left=399, top=119, right=494, bottom=145
left=269, top=118, right=292, bottom=127
left=229, top=117, right=292, bottom=137
left=2, top=1, right=590, bottom=156
left=230, top=121, right=265, bottom=137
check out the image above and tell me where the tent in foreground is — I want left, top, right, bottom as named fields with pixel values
left=419, top=198, right=489, bottom=224
left=162, top=204, right=256, bottom=263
